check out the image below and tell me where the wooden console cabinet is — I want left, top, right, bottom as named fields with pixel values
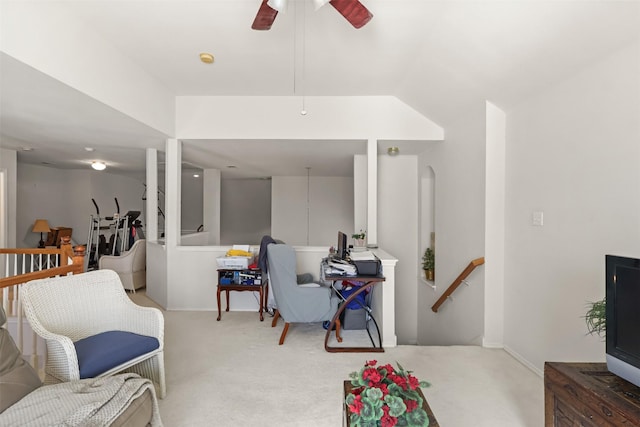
left=544, top=362, right=640, bottom=426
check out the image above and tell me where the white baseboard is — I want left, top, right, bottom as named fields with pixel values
left=482, top=338, right=504, bottom=348
left=504, top=344, right=543, bottom=377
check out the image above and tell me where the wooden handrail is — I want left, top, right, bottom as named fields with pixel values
left=0, top=237, right=85, bottom=289
left=431, top=257, right=485, bottom=313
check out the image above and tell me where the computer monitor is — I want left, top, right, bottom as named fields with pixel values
left=337, top=231, right=348, bottom=260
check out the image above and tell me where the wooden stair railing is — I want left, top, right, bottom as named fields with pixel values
left=0, top=237, right=85, bottom=371
left=431, top=257, right=485, bottom=313
left=0, top=237, right=85, bottom=289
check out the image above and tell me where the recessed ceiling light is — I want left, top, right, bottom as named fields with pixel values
left=22, top=147, right=34, bottom=151
left=193, top=174, right=200, bottom=178
left=91, top=161, right=106, bottom=171
left=199, top=53, right=214, bottom=64
left=85, top=147, right=95, bottom=152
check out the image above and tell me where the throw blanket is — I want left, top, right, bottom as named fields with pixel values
left=0, top=373, right=162, bottom=426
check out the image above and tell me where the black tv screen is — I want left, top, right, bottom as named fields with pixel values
left=606, top=255, right=640, bottom=387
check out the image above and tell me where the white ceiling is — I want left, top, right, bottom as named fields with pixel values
left=1, top=0, right=639, bottom=178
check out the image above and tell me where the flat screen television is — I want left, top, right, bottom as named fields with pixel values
left=606, top=254, right=640, bottom=387
left=337, top=231, right=348, bottom=260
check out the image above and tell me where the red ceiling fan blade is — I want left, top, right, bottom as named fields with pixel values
left=252, top=0, right=279, bottom=30
left=329, top=0, right=373, bottom=29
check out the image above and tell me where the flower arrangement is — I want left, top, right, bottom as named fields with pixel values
left=345, top=360, right=431, bottom=427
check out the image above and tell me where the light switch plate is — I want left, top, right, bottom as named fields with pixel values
left=532, top=211, right=544, bottom=226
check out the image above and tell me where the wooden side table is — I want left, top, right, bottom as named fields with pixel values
left=216, top=268, right=268, bottom=321
left=544, top=362, right=640, bottom=426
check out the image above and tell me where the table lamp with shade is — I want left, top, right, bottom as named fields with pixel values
left=32, top=219, right=51, bottom=248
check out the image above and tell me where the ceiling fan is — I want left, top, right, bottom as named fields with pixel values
left=252, top=0, right=373, bottom=31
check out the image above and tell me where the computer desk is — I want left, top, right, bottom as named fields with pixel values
left=322, top=269, right=385, bottom=353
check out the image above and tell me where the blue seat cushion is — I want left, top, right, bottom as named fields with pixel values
left=74, top=330, right=159, bottom=378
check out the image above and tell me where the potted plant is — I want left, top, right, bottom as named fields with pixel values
left=345, top=360, right=431, bottom=427
left=585, top=298, right=606, bottom=338
left=352, top=230, right=366, bottom=247
left=422, top=248, right=434, bottom=281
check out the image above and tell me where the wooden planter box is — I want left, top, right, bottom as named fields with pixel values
left=343, top=381, right=439, bottom=426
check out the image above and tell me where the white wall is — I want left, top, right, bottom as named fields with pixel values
left=484, top=102, right=506, bottom=348
left=271, top=176, right=353, bottom=247
left=176, top=96, right=444, bottom=141
left=1, top=1, right=175, bottom=135
left=220, top=179, right=271, bottom=245
left=16, top=163, right=146, bottom=247
left=377, top=155, right=419, bottom=344
left=181, top=170, right=203, bottom=234
left=417, top=103, right=487, bottom=346
left=504, top=41, right=640, bottom=374
left=0, top=148, right=17, bottom=247
left=146, top=241, right=167, bottom=307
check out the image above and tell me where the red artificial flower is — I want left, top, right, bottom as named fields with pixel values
left=405, top=399, right=419, bottom=413
left=380, top=363, right=395, bottom=375
left=363, top=367, right=383, bottom=385
left=381, top=406, right=398, bottom=427
left=365, top=360, right=378, bottom=367
left=378, top=383, right=389, bottom=396
left=348, top=395, right=364, bottom=415
left=389, top=374, right=408, bottom=390
left=408, top=375, right=420, bottom=390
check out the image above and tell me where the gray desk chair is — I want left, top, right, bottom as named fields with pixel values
left=266, top=243, right=342, bottom=345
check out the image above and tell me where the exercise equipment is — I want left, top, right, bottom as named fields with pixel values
left=86, top=198, right=140, bottom=270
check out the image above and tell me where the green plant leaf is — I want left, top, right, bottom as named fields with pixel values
left=345, top=393, right=356, bottom=406
left=364, top=387, right=384, bottom=401
left=360, top=398, right=384, bottom=422
left=384, top=395, right=407, bottom=417
left=406, top=408, right=429, bottom=426
left=358, top=419, right=378, bottom=427
left=388, top=383, right=403, bottom=395
left=584, top=298, right=606, bottom=338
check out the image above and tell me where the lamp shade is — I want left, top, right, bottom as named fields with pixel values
left=32, top=219, right=51, bottom=233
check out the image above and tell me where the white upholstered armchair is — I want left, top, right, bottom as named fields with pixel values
left=98, top=238, right=146, bottom=292
left=20, top=269, right=166, bottom=398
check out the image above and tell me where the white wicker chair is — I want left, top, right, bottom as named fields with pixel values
left=20, top=269, right=166, bottom=398
left=98, top=239, right=146, bottom=292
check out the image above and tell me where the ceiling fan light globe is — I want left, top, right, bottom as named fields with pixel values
left=312, top=0, right=331, bottom=10
left=267, top=0, right=288, bottom=13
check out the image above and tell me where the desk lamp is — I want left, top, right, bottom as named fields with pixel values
left=32, top=219, right=51, bottom=248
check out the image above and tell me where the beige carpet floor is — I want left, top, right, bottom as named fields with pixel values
left=130, top=292, right=544, bottom=427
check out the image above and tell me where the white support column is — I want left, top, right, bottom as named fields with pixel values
left=145, top=148, right=158, bottom=242
left=367, top=139, right=378, bottom=246
left=371, top=249, right=398, bottom=348
left=166, top=139, right=181, bottom=248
